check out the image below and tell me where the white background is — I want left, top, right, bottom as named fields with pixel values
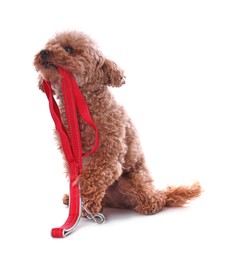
left=0, top=0, right=231, bottom=259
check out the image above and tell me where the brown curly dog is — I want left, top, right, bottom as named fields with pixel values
left=34, top=31, right=201, bottom=216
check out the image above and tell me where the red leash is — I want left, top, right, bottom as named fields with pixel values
left=42, top=67, right=101, bottom=238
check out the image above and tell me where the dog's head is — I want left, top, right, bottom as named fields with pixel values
left=34, top=31, right=125, bottom=93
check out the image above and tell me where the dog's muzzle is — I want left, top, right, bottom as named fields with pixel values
left=39, top=50, right=56, bottom=69
left=40, top=50, right=50, bottom=59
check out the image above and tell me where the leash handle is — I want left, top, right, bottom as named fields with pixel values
left=42, top=68, right=99, bottom=238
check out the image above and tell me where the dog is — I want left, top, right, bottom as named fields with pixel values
left=34, top=31, right=201, bottom=217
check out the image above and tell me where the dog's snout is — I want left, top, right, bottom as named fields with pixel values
left=40, top=50, right=50, bottom=59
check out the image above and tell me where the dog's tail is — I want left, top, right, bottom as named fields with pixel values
left=162, top=181, right=202, bottom=207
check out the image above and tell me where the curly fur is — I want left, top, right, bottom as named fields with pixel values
left=34, top=31, right=202, bottom=216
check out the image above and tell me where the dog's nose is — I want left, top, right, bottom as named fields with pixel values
left=40, top=50, right=50, bottom=59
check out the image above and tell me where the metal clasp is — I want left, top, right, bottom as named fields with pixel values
left=81, top=201, right=105, bottom=224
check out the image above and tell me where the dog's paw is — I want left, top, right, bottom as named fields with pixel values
left=63, top=194, right=69, bottom=206
left=135, top=193, right=166, bottom=215
left=79, top=187, right=105, bottom=216
left=62, top=193, right=102, bottom=215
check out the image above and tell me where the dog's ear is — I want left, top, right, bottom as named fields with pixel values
left=101, top=58, right=125, bottom=87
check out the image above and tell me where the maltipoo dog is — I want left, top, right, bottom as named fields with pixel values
left=34, top=31, right=201, bottom=217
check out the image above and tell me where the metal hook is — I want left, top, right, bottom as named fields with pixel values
left=87, top=213, right=105, bottom=224
left=82, top=201, right=105, bottom=224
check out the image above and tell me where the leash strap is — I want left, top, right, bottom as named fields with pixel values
left=42, top=67, right=99, bottom=238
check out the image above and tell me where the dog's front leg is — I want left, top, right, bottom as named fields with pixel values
left=77, top=154, right=122, bottom=216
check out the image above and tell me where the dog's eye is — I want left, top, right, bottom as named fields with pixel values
left=64, top=46, right=74, bottom=54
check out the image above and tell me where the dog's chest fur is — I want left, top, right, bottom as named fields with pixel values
left=79, top=116, right=96, bottom=154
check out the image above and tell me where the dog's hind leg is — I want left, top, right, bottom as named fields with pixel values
left=117, top=157, right=167, bottom=215
left=116, top=157, right=202, bottom=214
